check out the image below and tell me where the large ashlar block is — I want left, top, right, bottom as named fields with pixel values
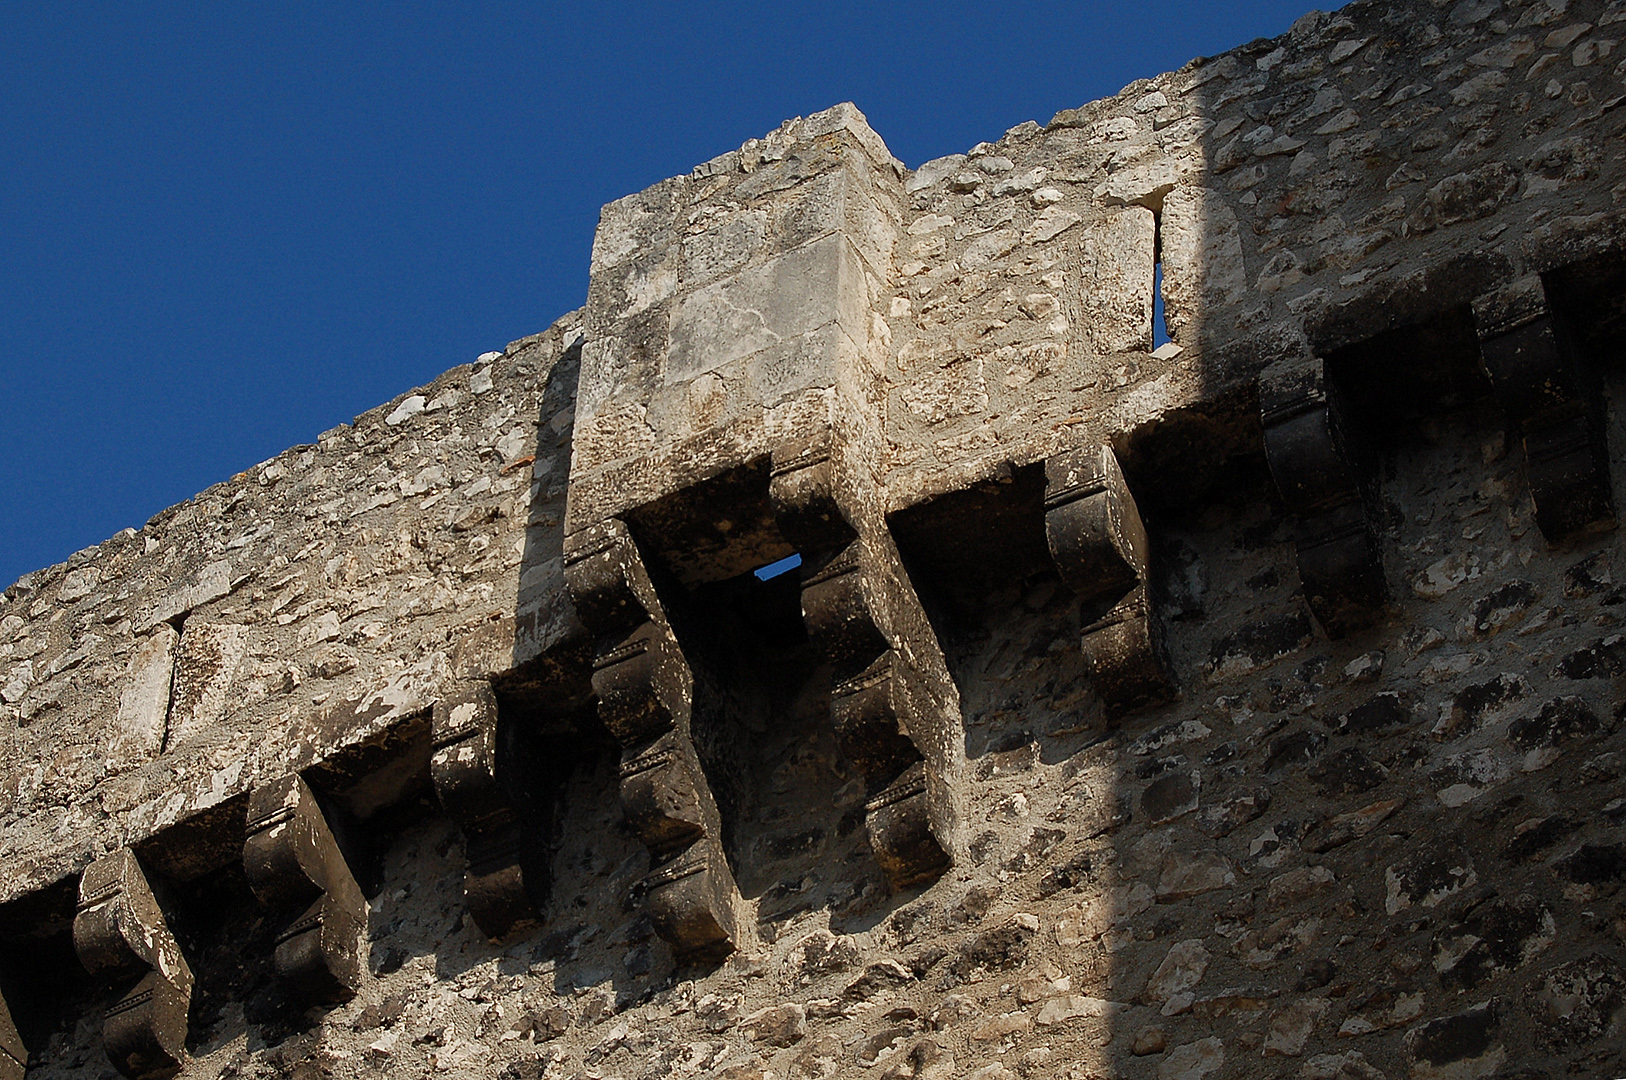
left=108, top=624, right=178, bottom=772
left=73, top=849, right=194, bottom=1080
left=166, top=622, right=246, bottom=748
left=1079, top=207, right=1156, bottom=355
left=1473, top=274, right=1615, bottom=541
left=666, top=235, right=871, bottom=385
left=1159, top=185, right=1247, bottom=345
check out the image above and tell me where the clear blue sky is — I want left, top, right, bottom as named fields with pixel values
left=1, top=1, right=1318, bottom=588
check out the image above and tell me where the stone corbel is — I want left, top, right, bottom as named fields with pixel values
left=0, top=992, right=21, bottom=1080
left=1473, top=274, right=1615, bottom=541
left=771, top=440, right=958, bottom=890
left=1260, top=356, right=1387, bottom=638
left=1043, top=444, right=1177, bottom=713
left=72, top=849, right=194, bottom=1080
left=563, top=519, right=742, bottom=961
left=431, top=682, right=544, bottom=940
left=243, top=774, right=367, bottom=1006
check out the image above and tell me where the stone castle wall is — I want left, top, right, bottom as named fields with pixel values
left=4, top=1, right=1626, bottom=1078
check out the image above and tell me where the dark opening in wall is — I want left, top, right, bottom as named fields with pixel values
left=624, top=461, right=895, bottom=929
left=1323, top=306, right=1489, bottom=431
left=1546, top=251, right=1626, bottom=364
left=889, top=463, right=1054, bottom=631
left=686, top=564, right=876, bottom=931
left=303, top=710, right=437, bottom=897
left=0, top=876, right=91, bottom=1067
left=165, top=860, right=288, bottom=1045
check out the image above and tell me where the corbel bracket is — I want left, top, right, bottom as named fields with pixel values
left=1260, top=356, right=1386, bottom=637
left=564, top=518, right=742, bottom=961
left=771, top=439, right=958, bottom=889
left=431, top=682, right=545, bottom=940
left=1043, top=444, right=1176, bottom=713
left=243, top=774, right=367, bottom=1006
left=1473, top=274, right=1615, bottom=541
left=73, top=849, right=194, bottom=1080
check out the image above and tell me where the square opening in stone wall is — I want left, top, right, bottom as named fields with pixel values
left=1324, top=305, right=1488, bottom=430
left=1545, top=250, right=1626, bottom=364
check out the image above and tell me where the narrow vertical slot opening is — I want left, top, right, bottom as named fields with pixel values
left=1152, top=210, right=1170, bottom=348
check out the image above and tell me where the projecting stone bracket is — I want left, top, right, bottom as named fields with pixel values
left=73, top=849, right=194, bottom=1080
left=431, top=683, right=546, bottom=941
left=243, top=774, right=368, bottom=1007
left=1260, top=356, right=1387, bottom=638
left=0, top=992, right=21, bottom=1080
left=564, top=519, right=743, bottom=961
left=1473, top=274, right=1616, bottom=542
left=1043, top=444, right=1176, bottom=715
left=770, top=441, right=958, bottom=890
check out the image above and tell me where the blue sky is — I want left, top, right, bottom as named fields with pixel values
left=0, top=1, right=1318, bottom=588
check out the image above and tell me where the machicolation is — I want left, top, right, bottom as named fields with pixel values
left=4, top=1, right=1626, bottom=1077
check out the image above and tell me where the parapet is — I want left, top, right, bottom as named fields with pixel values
left=4, top=1, right=1626, bottom=1076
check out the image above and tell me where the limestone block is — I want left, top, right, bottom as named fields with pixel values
left=135, top=561, right=233, bottom=634
left=680, top=207, right=767, bottom=288
left=666, top=235, right=867, bottom=384
left=1158, top=186, right=1245, bottom=344
left=590, top=176, right=684, bottom=277
left=108, top=624, right=178, bottom=772
left=165, top=622, right=246, bottom=748
left=1079, top=207, right=1156, bottom=355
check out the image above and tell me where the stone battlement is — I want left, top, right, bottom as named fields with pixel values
left=3, top=1, right=1626, bottom=1077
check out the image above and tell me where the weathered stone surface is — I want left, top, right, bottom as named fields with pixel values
left=73, top=848, right=195, bottom=1080
left=108, top=624, right=178, bottom=772
left=166, top=622, right=246, bottom=749
left=1405, top=1004, right=1504, bottom=1080
left=5, top=6, right=1626, bottom=1079
left=244, top=773, right=368, bottom=1006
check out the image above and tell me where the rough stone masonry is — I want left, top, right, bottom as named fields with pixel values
left=4, top=0, right=1626, bottom=1077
